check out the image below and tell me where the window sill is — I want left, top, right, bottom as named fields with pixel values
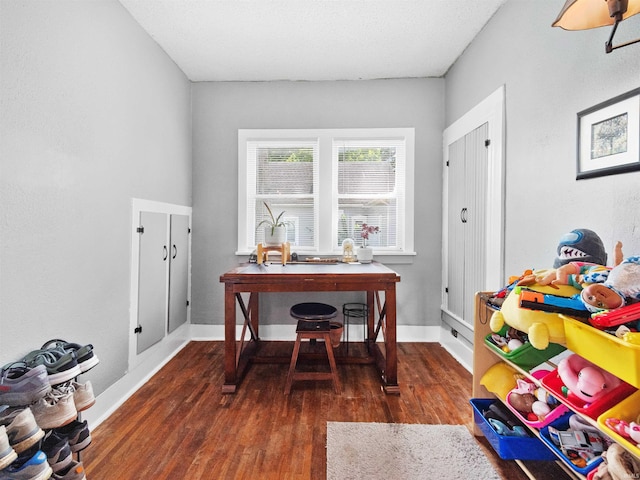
left=235, top=250, right=416, bottom=265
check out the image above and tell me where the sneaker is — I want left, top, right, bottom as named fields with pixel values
left=68, top=382, right=94, bottom=412
left=0, top=363, right=51, bottom=407
left=22, top=350, right=80, bottom=386
left=40, top=431, right=72, bottom=473
left=40, top=340, right=99, bottom=374
left=0, top=426, right=17, bottom=471
left=0, top=450, right=53, bottom=480
left=51, top=461, right=86, bottom=480
left=54, top=421, right=90, bottom=453
left=0, top=408, right=44, bottom=454
left=30, top=387, right=76, bottom=430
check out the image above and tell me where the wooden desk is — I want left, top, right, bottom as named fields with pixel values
left=219, top=261, right=401, bottom=394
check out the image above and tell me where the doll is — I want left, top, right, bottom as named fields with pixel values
left=581, top=256, right=640, bottom=312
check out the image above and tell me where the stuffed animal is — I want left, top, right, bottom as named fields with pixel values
left=490, top=281, right=580, bottom=349
left=553, top=228, right=607, bottom=268
left=557, top=354, right=622, bottom=404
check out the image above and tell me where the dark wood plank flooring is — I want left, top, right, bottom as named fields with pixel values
left=82, top=341, right=572, bottom=479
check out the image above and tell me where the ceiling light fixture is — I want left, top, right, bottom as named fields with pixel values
left=552, top=0, right=640, bottom=53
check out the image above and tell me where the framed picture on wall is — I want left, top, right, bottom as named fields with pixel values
left=576, top=87, right=640, bottom=180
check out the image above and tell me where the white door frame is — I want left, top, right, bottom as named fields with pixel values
left=441, top=85, right=506, bottom=321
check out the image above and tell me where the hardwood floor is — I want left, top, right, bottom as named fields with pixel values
left=82, top=341, right=571, bottom=479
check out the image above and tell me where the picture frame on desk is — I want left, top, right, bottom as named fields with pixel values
left=576, top=87, right=640, bottom=180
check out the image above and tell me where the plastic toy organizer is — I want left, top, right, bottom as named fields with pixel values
left=470, top=398, right=558, bottom=461
left=472, top=292, right=640, bottom=480
left=561, top=314, right=640, bottom=388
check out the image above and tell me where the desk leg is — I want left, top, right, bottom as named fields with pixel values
left=223, top=284, right=237, bottom=393
left=367, top=289, right=399, bottom=394
left=383, top=286, right=399, bottom=394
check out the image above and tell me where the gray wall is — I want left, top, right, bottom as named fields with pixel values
left=3, top=0, right=639, bottom=398
left=191, top=79, right=445, bottom=328
left=0, top=0, right=192, bottom=395
left=446, top=0, right=640, bottom=271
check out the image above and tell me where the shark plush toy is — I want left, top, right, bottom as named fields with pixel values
left=553, top=228, right=607, bottom=268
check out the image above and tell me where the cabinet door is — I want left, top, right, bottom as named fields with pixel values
left=137, top=212, right=168, bottom=354
left=446, top=123, right=489, bottom=329
left=447, top=136, right=466, bottom=321
left=168, top=214, right=189, bottom=333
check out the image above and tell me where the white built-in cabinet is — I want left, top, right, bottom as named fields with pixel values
left=441, top=86, right=505, bottom=356
left=445, top=123, right=489, bottom=330
left=130, top=199, right=191, bottom=362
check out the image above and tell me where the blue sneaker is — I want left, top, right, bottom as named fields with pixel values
left=0, top=450, right=52, bottom=480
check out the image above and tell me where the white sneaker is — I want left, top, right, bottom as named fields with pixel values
left=70, top=381, right=95, bottom=412
left=0, top=407, right=44, bottom=454
left=0, top=425, right=18, bottom=470
left=30, top=387, right=77, bottom=430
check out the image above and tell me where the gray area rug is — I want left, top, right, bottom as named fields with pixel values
left=327, top=422, right=500, bottom=480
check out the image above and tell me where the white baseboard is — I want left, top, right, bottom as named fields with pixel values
left=86, top=323, right=446, bottom=429
left=190, top=323, right=441, bottom=342
left=438, top=324, right=473, bottom=373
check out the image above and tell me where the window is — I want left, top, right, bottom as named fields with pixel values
left=238, top=128, right=415, bottom=255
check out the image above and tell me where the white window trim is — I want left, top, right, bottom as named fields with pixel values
left=237, top=128, right=416, bottom=258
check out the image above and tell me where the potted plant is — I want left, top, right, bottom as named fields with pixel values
left=357, top=223, right=379, bottom=263
left=257, top=202, right=289, bottom=246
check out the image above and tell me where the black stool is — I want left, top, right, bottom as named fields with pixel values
left=285, top=302, right=340, bottom=394
left=342, top=303, right=368, bottom=354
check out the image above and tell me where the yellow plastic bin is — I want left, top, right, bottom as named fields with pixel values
left=597, top=390, right=640, bottom=458
left=561, top=315, right=640, bottom=388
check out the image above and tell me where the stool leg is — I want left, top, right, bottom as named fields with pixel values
left=323, top=333, right=341, bottom=394
left=345, top=315, right=349, bottom=355
left=285, top=334, right=302, bottom=395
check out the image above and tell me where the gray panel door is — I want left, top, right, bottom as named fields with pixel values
left=137, top=212, right=168, bottom=354
left=446, top=123, right=489, bottom=328
left=168, top=214, right=189, bottom=333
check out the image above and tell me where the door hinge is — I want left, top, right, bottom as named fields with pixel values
left=136, top=226, right=144, bottom=234
left=134, top=325, right=142, bottom=334
left=485, top=139, right=491, bottom=147
left=188, top=227, right=191, bottom=234
left=445, top=287, right=449, bottom=293
left=186, top=300, right=190, bottom=307
left=446, top=160, right=449, bottom=167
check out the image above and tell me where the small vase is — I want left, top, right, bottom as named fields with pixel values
left=357, top=246, right=373, bottom=263
left=264, top=226, right=286, bottom=246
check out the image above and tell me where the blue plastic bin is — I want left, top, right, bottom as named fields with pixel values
left=539, top=413, right=604, bottom=476
left=470, top=398, right=557, bottom=461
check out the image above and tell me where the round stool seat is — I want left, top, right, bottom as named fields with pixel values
left=290, top=302, right=337, bottom=320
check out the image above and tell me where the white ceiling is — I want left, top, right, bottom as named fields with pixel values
left=118, top=0, right=508, bottom=82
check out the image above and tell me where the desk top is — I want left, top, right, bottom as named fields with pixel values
left=220, top=261, right=400, bottom=284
